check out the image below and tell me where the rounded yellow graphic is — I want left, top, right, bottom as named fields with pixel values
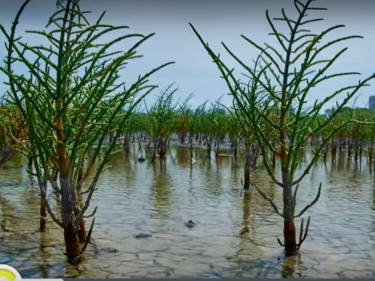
left=0, top=269, right=16, bottom=281
left=0, top=265, right=21, bottom=281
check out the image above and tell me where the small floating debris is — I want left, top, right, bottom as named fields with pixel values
left=100, top=247, right=119, bottom=253
left=133, top=233, right=152, bottom=239
left=185, top=220, right=195, bottom=228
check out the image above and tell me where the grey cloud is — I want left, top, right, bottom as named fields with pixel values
left=0, top=0, right=373, bottom=109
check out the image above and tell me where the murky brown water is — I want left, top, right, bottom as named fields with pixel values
left=1, top=146, right=375, bottom=278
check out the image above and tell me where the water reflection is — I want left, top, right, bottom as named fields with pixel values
left=240, top=192, right=251, bottom=236
left=151, top=158, right=171, bottom=216
left=1, top=145, right=375, bottom=278
left=0, top=194, right=15, bottom=232
left=176, top=147, right=188, bottom=166
left=281, top=255, right=299, bottom=278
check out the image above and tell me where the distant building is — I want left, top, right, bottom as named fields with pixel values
left=369, top=96, right=375, bottom=109
left=325, top=108, right=333, bottom=116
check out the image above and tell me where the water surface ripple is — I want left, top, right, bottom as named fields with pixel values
left=1, top=147, right=375, bottom=278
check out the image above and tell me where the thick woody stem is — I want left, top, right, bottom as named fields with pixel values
left=39, top=179, right=48, bottom=232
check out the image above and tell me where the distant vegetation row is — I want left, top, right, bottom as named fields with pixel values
left=2, top=95, right=375, bottom=165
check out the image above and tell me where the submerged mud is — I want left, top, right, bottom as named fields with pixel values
left=1, top=146, right=375, bottom=278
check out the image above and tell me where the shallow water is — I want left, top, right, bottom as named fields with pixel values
left=1, top=146, right=375, bottom=278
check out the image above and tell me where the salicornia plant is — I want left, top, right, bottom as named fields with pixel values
left=222, top=54, right=275, bottom=189
left=0, top=0, right=173, bottom=263
left=145, top=83, right=191, bottom=162
left=0, top=99, right=28, bottom=166
left=185, top=102, right=208, bottom=161
left=190, top=0, right=375, bottom=255
left=199, top=101, right=228, bottom=157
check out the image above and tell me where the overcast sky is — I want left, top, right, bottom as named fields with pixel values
left=0, top=0, right=374, bottom=110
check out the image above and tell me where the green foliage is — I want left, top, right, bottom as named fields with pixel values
left=0, top=100, right=28, bottom=164
left=145, top=83, right=191, bottom=140
left=0, top=0, right=173, bottom=239
left=189, top=0, right=375, bottom=185
left=189, top=0, right=375, bottom=254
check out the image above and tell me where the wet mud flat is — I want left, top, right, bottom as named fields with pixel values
left=1, top=147, right=375, bottom=278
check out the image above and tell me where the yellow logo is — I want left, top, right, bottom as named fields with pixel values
left=0, top=265, right=22, bottom=281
